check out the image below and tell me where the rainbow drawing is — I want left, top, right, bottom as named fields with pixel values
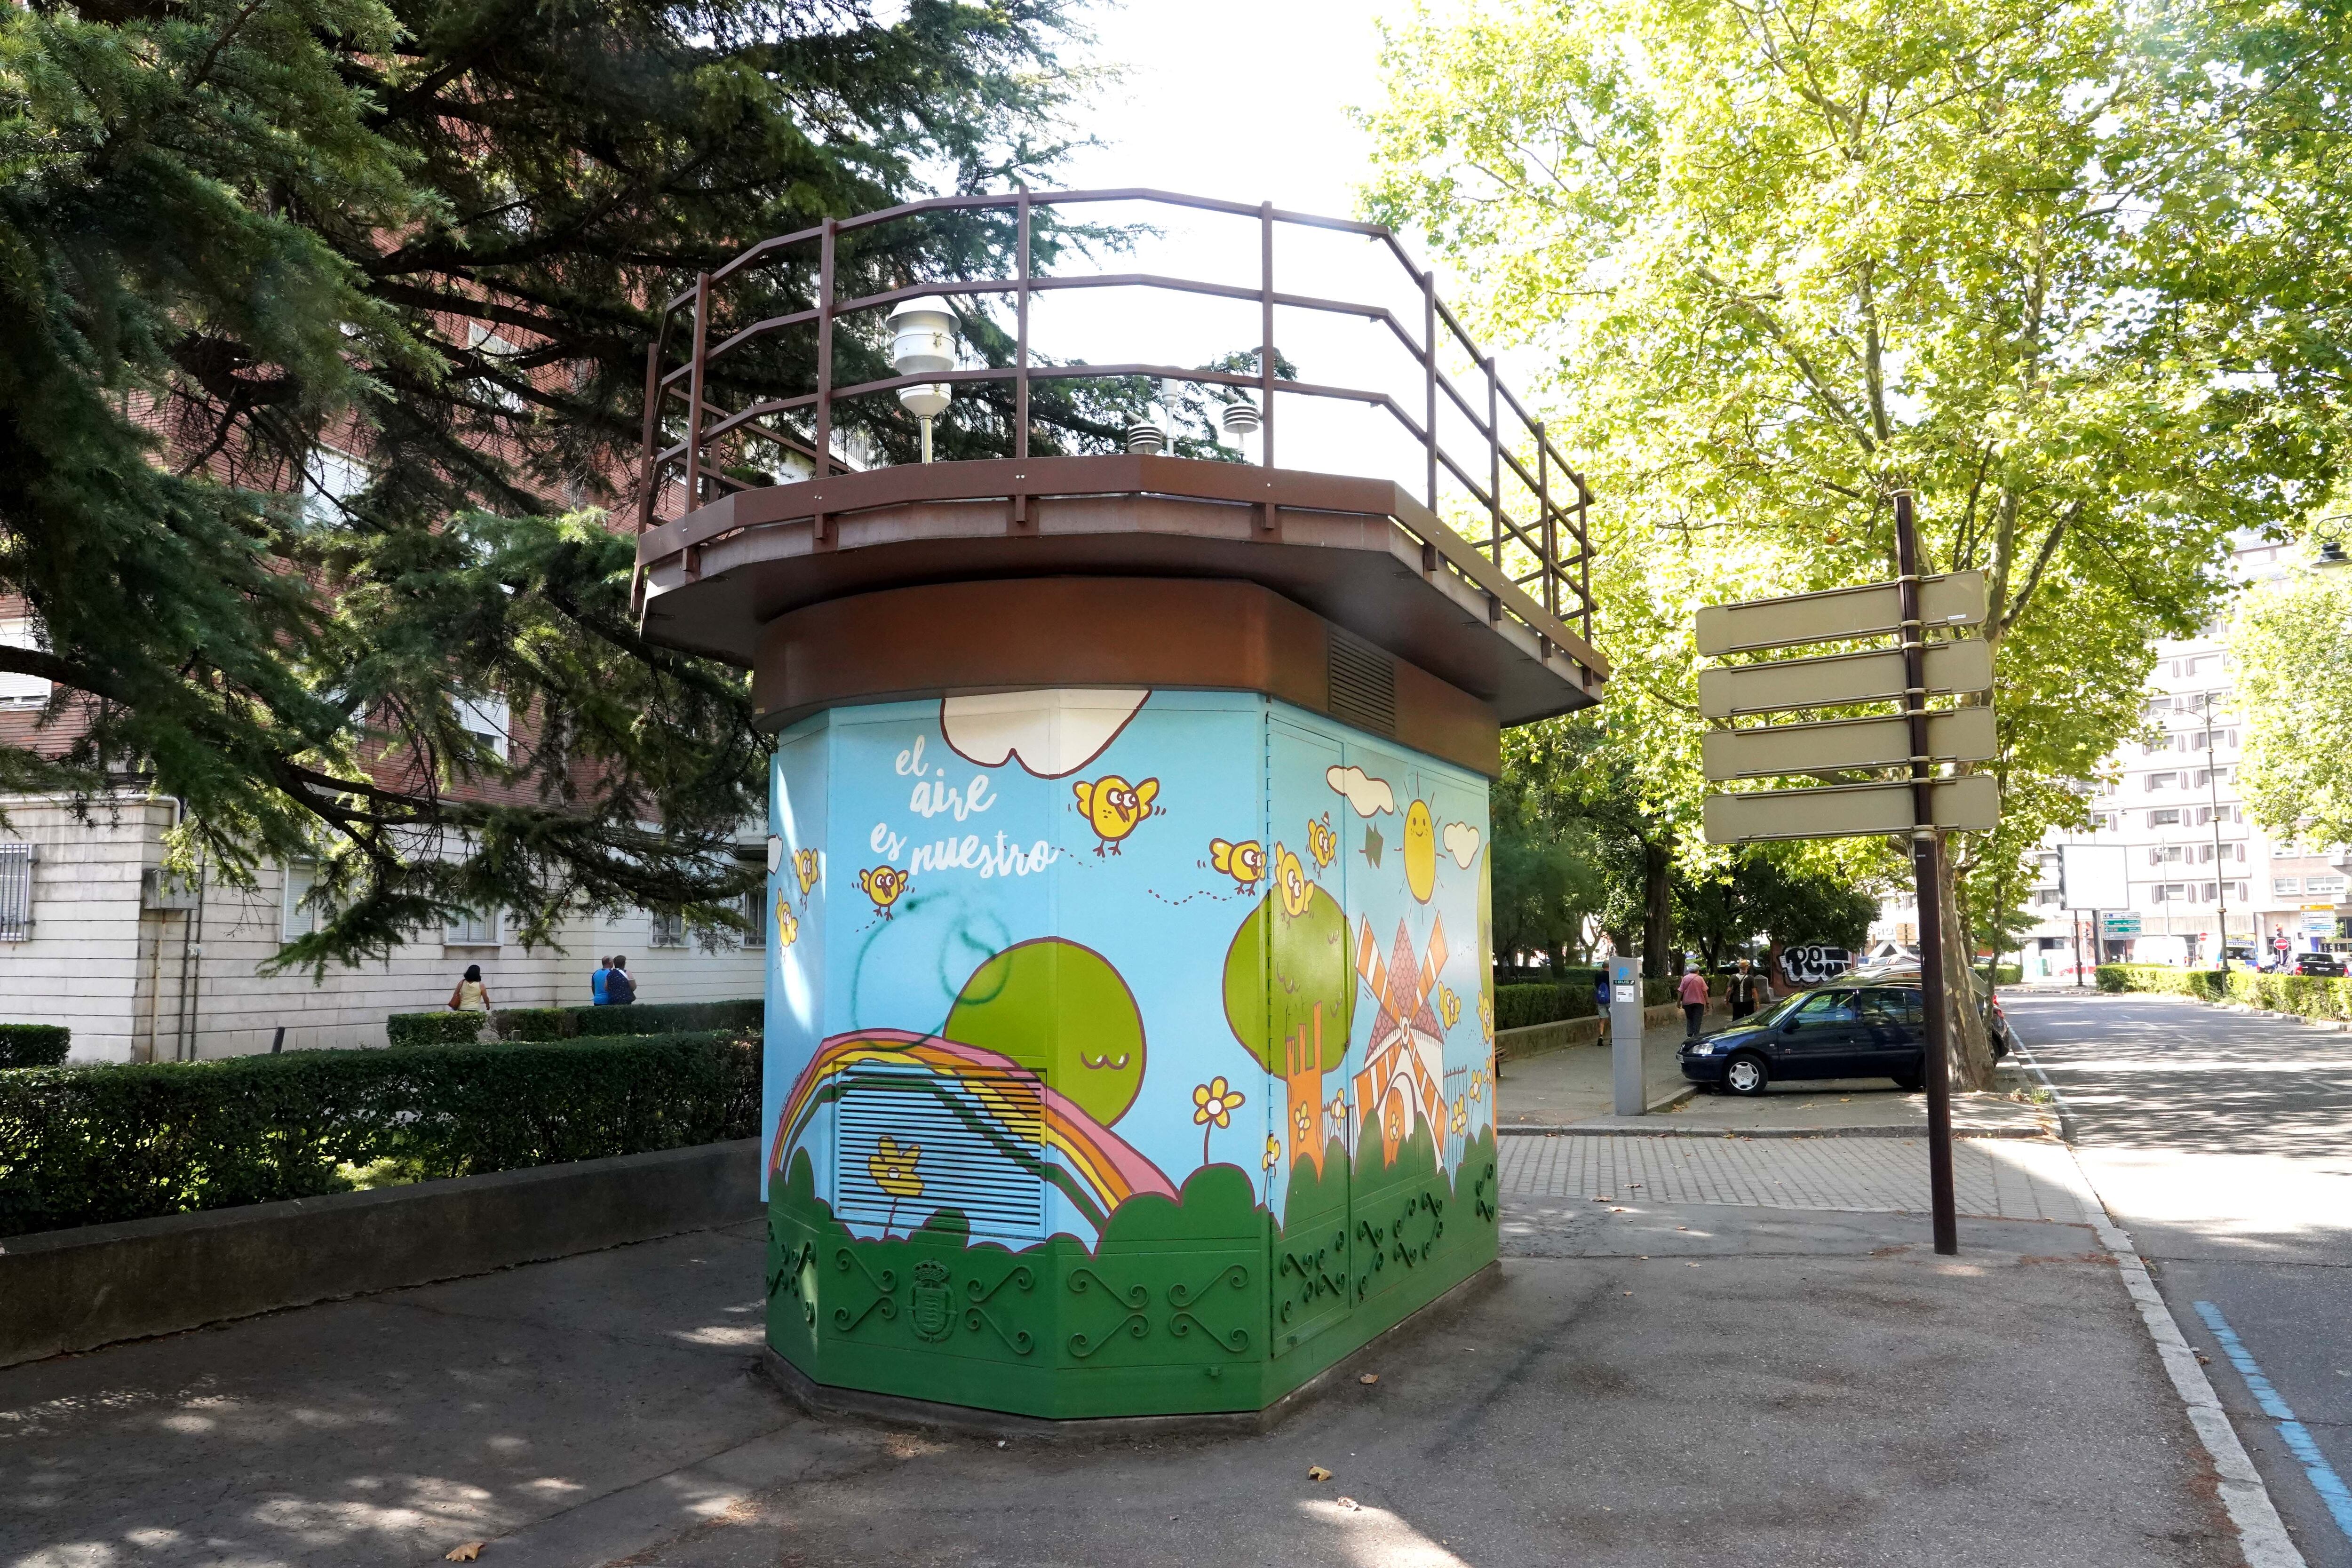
left=770, top=1029, right=1177, bottom=1237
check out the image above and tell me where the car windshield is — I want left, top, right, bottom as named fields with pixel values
left=1747, top=991, right=1811, bottom=1029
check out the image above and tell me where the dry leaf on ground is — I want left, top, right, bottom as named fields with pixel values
left=445, top=1546, right=485, bottom=1563
left=1307, top=1465, right=1333, bottom=1481
left=1358, top=1373, right=1379, bottom=1385
left=1335, top=1497, right=1362, bottom=1511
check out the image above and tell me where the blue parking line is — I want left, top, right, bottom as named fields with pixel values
left=2196, top=1299, right=2352, bottom=1545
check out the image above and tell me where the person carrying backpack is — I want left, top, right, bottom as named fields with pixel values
left=606, top=955, right=637, bottom=1005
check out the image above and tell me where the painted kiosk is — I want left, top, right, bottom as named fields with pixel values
left=631, top=191, right=1608, bottom=1422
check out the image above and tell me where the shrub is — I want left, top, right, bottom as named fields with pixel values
left=2094, top=963, right=2352, bottom=1019
left=386, top=1011, right=490, bottom=1047
left=0, top=1031, right=760, bottom=1238
left=0, top=1025, right=69, bottom=1069
left=386, top=997, right=762, bottom=1046
left=1494, top=984, right=1597, bottom=1031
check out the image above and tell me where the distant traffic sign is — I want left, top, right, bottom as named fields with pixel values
left=2101, top=913, right=2142, bottom=937
left=1696, top=570, right=1987, bottom=656
left=1697, top=638, right=1994, bottom=719
left=1703, top=706, right=1996, bottom=782
left=1702, top=774, right=2000, bottom=843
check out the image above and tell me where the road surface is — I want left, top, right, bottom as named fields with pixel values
left=2007, top=988, right=2352, bottom=1567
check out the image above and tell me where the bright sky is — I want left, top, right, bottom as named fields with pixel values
left=1004, top=0, right=1547, bottom=504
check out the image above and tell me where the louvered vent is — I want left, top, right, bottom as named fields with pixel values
left=1327, top=627, right=1397, bottom=737
left=834, top=1064, right=1047, bottom=1241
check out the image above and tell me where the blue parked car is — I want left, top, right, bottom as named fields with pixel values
left=1680, top=982, right=1928, bottom=1096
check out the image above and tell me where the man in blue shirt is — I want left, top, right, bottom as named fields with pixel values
left=591, top=956, right=612, bottom=1005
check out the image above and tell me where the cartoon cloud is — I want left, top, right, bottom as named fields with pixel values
left=1443, top=820, right=1481, bottom=869
left=940, top=689, right=1148, bottom=778
left=1326, top=764, right=1395, bottom=818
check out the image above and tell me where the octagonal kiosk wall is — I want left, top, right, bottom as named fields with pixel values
left=759, top=687, right=1498, bottom=1420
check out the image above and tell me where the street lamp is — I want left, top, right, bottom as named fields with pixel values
left=887, top=297, right=958, bottom=462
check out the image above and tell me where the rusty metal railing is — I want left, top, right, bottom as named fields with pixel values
left=635, top=187, right=1594, bottom=649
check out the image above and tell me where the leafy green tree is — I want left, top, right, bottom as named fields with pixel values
left=1361, top=0, right=2351, bottom=1083
left=1677, top=842, right=1891, bottom=970
left=0, top=0, right=1085, bottom=966
left=2233, top=557, right=2352, bottom=846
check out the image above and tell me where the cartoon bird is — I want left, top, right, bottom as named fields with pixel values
left=1307, top=812, right=1338, bottom=870
left=1403, top=798, right=1437, bottom=902
left=857, top=864, right=910, bottom=918
left=1478, top=992, right=1494, bottom=1044
left=792, top=847, right=822, bottom=904
left=1073, top=775, right=1160, bottom=855
left=773, top=892, right=798, bottom=948
left=1273, top=842, right=1311, bottom=918
left=1436, top=982, right=1462, bottom=1030
left=1208, top=837, right=1265, bottom=891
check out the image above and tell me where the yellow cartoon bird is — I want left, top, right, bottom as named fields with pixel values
left=1437, top=982, right=1462, bottom=1030
left=1306, top=812, right=1337, bottom=870
left=1403, top=798, right=1437, bottom=902
left=1073, top=774, right=1160, bottom=856
left=793, top=847, right=822, bottom=904
left=857, top=864, right=910, bottom=918
left=1273, top=842, right=1311, bottom=917
left=1208, top=837, right=1265, bottom=891
left=774, top=893, right=798, bottom=948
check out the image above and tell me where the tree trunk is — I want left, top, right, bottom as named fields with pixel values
left=1642, top=836, right=1673, bottom=979
left=1937, top=836, right=1996, bottom=1090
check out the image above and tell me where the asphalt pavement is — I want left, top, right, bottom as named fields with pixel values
left=2007, top=987, right=2352, bottom=1567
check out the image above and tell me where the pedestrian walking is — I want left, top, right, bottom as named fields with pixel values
left=447, top=963, right=494, bottom=1026
left=1727, top=957, right=1771, bottom=1021
left=607, top=955, right=637, bottom=1005
left=1677, top=963, right=1710, bottom=1039
left=592, top=956, right=613, bottom=1006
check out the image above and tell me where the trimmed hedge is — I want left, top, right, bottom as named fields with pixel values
left=0, top=1025, right=69, bottom=1069
left=2096, top=963, right=2352, bottom=1019
left=1495, top=984, right=1599, bottom=1031
left=385, top=1011, right=489, bottom=1047
left=0, top=1031, right=759, bottom=1238
left=386, top=997, right=763, bottom=1046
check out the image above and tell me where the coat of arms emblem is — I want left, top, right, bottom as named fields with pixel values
left=911, top=1259, right=954, bottom=1342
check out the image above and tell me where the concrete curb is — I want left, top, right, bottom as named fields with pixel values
left=2010, top=1017, right=2307, bottom=1567
left=1495, top=1121, right=2051, bottom=1140
left=0, top=1138, right=762, bottom=1369
left=758, top=1259, right=1505, bottom=1442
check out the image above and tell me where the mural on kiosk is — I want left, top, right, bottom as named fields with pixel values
left=760, top=685, right=1496, bottom=1414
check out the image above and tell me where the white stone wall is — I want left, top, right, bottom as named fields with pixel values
left=0, top=795, right=767, bottom=1063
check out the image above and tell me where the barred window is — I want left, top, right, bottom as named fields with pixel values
left=283, top=860, right=321, bottom=941
left=739, top=889, right=765, bottom=949
left=650, top=909, right=687, bottom=948
left=0, top=843, right=29, bottom=940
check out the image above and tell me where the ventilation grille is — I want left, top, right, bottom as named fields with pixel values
left=1327, top=628, right=1397, bottom=737
left=834, top=1064, right=1046, bottom=1240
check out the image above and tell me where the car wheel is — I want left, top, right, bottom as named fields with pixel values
left=1724, top=1053, right=1769, bottom=1097
left=1891, top=1070, right=1923, bottom=1092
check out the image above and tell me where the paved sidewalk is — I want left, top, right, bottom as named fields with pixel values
left=1498, top=1130, right=2090, bottom=1221
left=1493, top=1016, right=1696, bottom=1124
left=1, top=1169, right=2240, bottom=1568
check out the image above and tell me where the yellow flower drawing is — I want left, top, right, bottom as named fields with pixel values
left=1263, top=1135, right=1281, bottom=1170
left=868, top=1134, right=923, bottom=1199
left=1470, top=1068, right=1487, bottom=1103
left=1450, top=1097, right=1468, bottom=1135
left=1192, top=1076, right=1245, bottom=1127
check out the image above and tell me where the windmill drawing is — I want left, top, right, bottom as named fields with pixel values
left=1352, top=915, right=1451, bottom=1166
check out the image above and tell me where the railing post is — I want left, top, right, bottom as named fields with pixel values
left=1578, top=481, right=1593, bottom=656
left=1015, top=187, right=1031, bottom=463
left=1259, top=199, right=1276, bottom=533
left=1537, top=420, right=1554, bottom=618
left=1485, top=355, right=1501, bottom=562
left=814, top=217, right=837, bottom=537
left=685, top=272, right=712, bottom=508
left=636, top=338, right=662, bottom=534
left=1422, top=271, right=1438, bottom=513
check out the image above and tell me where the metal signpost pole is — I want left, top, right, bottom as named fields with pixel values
left=1895, top=491, right=1960, bottom=1256
left=2204, top=695, right=2229, bottom=963
left=1610, top=953, right=1646, bottom=1116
